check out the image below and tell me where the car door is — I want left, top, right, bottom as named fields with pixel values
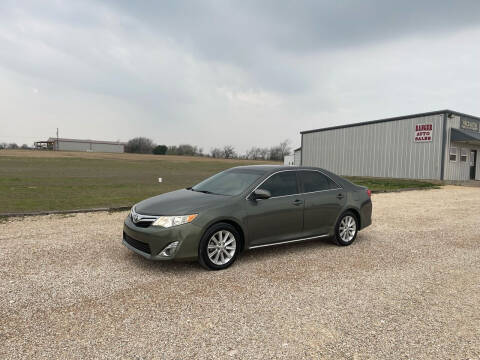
left=245, top=171, right=304, bottom=247
left=299, top=170, right=346, bottom=237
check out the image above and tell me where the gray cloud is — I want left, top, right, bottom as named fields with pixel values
left=0, top=1, right=479, bottom=152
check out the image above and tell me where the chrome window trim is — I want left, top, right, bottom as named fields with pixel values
left=248, top=234, right=329, bottom=249
left=245, top=169, right=343, bottom=200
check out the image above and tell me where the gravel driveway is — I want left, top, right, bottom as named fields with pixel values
left=1, top=186, right=479, bottom=359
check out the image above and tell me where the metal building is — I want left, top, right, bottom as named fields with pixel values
left=44, top=138, right=126, bottom=153
left=283, top=154, right=295, bottom=166
left=300, top=110, right=480, bottom=181
left=293, top=147, right=301, bottom=166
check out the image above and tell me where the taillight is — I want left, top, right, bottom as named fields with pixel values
left=366, top=189, right=371, bottom=197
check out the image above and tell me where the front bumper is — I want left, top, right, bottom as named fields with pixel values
left=122, top=214, right=203, bottom=260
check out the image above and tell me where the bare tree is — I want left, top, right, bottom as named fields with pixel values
left=21, top=144, right=30, bottom=149
left=269, top=145, right=283, bottom=161
left=125, top=137, right=156, bottom=154
left=259, top=148, right=269, bottom=160
left=210, top=148, right=223, bottom=158
left=223, top=145, right=236, bottom=159
left=246, top=147, right=262, bottom=160
left=279, top=139, right=291, bottom=159
left=7, top=143, right=19, bottom=149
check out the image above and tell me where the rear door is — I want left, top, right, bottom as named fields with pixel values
left=299, top=170, right=346, bottom=237
left=245, top=171, right=304, bottom=247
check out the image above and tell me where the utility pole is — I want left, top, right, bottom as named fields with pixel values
left=56, top=128, right=59, bottom=151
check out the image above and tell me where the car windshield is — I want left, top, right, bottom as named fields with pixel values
left=191, top=170, right=263, bottom=196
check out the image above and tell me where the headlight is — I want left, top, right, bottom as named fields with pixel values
left=152, top=214, right=198, bottom=228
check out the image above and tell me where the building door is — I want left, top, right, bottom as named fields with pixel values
left=470, top=150, right=477, bottom=180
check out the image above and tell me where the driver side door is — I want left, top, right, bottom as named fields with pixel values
left=245, top=171, right=304, bottom=247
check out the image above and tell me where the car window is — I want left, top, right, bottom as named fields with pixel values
left=300, top=171, right=337, bottom=193
left=192, top=170, right=263, bottom=196
left=259, top=171, right=298, bottom=197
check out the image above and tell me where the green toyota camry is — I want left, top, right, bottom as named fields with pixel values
left=123, top=165, right=372, bottom=270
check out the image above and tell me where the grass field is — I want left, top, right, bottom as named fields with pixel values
left=0, top=150, right=438, bottom=214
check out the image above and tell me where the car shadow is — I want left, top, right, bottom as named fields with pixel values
left=122, top=234, right=366, bottom=272
left=121, top=251, right=200, bottom=273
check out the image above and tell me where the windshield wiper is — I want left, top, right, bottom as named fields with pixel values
left=196, top=190, right=214, bottom=194
left=189, top=187, right=224, bottom=195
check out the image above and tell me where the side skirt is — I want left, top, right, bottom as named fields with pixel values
left=248, top=234, right=329, bottom=250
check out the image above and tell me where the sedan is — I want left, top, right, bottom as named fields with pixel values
left=123, top=165, right=372, bottom=270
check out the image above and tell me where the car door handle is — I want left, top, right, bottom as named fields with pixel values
left=292, top=199, right=304, bottom=206
left=336, top=193, right=344, bottom=200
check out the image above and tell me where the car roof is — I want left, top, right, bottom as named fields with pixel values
left=230, top=165, right=326, bottom=174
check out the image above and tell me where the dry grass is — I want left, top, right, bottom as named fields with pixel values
left=0, top=149, right=273, bottom=163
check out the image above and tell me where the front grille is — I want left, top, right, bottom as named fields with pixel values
left=123, top=232, right=151, bottom=254
left=134, top=220, right=153, bottom=228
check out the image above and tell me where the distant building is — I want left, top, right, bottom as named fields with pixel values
left=299, top=110, right=480, bottom=181
left=283, top=155, right=294, bottom=166
left=35, top=138, right=126, bottom=153
left=293, top=147, right=301, bottom=166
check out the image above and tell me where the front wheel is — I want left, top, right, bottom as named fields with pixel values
left=334, top=212, right=358, bottom=246
left=198, top=223, right=240, bottom=270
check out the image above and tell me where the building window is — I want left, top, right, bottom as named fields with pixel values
left=460, top=149, right=468, bottom=162
left=449, top=147, right=457, bottom=162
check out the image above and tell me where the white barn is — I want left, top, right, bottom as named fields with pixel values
left=47, top=138, right=126, bottom=153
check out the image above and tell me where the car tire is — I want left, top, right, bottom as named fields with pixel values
left=333, top=211, right=358, bottom=246
left=198, top=223, right=240, bottom=270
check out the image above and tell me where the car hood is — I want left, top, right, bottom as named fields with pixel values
left=134, top=189, right=229, bottom=215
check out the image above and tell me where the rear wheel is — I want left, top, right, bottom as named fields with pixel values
left=334, top=212, right=358, bottom=246
left=198, top=223, right=240, bottom=270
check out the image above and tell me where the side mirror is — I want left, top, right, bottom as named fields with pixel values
left=252, top=189, right=271, bottom=200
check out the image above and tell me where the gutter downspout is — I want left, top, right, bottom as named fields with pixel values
left=440, top=112, right=448, bottom=180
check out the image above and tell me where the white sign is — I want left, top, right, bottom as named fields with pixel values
left=414, top=124, right=433, bottom=142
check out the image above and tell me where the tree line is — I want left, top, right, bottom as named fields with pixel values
left=125, top=137, right=292, bottom=160
left=0, top=143, right=31, bottom=150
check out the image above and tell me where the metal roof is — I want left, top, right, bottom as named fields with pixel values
left=300, top=109, right=480, bottom=134
left=47, top=137, right=126, bottom=145
left=451, top=128, right=480, bottom=144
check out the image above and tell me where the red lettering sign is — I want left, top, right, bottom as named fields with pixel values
left=414, top=124, right=433, bottom=142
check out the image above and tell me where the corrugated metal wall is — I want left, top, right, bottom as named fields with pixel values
left=294, top=150, right=301, bottom=166
left=443, top=115, right=480, bottom=180
left=58, top=141, right=124, bottom=153
left=302, top=114, right=444, bottom=179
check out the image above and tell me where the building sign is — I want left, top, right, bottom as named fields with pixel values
left=460, top=117, right=479, bottom=132
left=414, top=124, right=433, bottom=142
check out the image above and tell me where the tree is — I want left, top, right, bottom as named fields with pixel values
left=223, top=145, right=236, bottom=159
left=166, top=144, right=201, bottom=156
left=152, top=145, right=167, bottom=155
left=125, top=137, right=156, bottom=154
left=210, top=148, right=223, bottom=158
left=279, top=139, right=291, bottom=159
left=268, top=140, right=291, bottom=161
left=269, top=145, right=283, bottom=161
left=259, top=148, right=269, bottom=160
left=7, top=143, right=19, bottom=150
left=246, top=147, right=262, bottom=160
left=21, top=144, right=30, bottom=150
left=0, top=143, right=7, bottom=149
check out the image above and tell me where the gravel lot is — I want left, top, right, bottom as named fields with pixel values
left=1, top=186, right=479, bottom=359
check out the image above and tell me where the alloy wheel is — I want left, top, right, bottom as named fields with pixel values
left=339, top=215, right=357, bottom=242
left=207, top=230, right=237, bottom=266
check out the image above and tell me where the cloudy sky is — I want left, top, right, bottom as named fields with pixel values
left=1, top=1, right=480, bottom=153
